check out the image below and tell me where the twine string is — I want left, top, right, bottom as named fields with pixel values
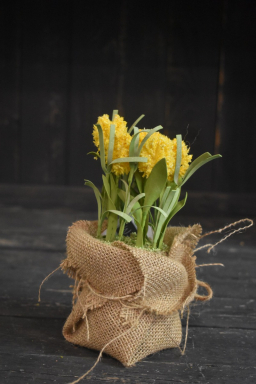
left=68, top=302, right=190, bottom=384
left=195, top=263, right=224, bottom=268
left=74, top=278, right=91, bottom=339
left=38, top=265, right=61, bottom=302
left=194, top=280, right=213, bottom=302
left=181, top=305, right=190, bottom=355
left=71, top=273, right=80, bottom=332
left=195, top=218, right=253, bottom=253
left=68, top=309, right=146, bottom=384
left=86, top=280, right=134, bottom=301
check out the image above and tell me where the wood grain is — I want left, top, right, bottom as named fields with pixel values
left=0, top=317, right=255, bottom=383
left=20, top=0, right=71, bottom=185
left=214, top=0, right=256, bottom=192
left=68, top=1, right=122, bottom=186
left=0, top=184, right=256, bottom=216
left=162, top=0, right=222, bottom=191
left=0, top=0, right=22, bottom=183
left=0, top=1, right=255, bottom=193
left=0, top=186, right=255, bottom=383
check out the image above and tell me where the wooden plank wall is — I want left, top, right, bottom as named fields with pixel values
left=0, top=0, right=255, bottom=192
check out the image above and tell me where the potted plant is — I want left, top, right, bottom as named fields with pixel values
left=61, top=111, right=221, bottom=374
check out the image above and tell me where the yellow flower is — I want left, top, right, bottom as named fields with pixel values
left=92, top=114, right=131, bottom=176
left=138, top=131, right=192, bottom=181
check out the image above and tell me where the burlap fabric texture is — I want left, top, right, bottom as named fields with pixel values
left=62, top=220, right=211, bottom=367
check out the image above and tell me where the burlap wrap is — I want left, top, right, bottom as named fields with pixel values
left=62, top=220, right=205, bottom=366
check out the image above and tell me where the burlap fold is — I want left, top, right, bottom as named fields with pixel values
left=62, top=220, right=203, bottom=366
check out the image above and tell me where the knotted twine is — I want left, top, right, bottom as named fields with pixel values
left=38, top=218, right=253, bottom=384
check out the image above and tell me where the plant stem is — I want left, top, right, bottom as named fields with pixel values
left=136, top=224, right=143, bottom=247
left=118, top=220, right=125, bottom=240
left=106, top=213, right=118, bottom=242
left=97, top=222, right=102, bottom=238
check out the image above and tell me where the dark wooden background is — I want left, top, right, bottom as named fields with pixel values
left=1, top=0, right=256, bottom=192
left=1, top=2, right=256, bottom=381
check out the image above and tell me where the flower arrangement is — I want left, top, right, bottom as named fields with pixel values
left=38, top=110, right=253, bottom=384
left=87, top=110, right=221, bottom=249
left=56, top=110, right=223, bottom=383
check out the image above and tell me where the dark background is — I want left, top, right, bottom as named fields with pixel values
left=1, top=0, right=256, bottom=192
left=1, top=2, right=256, bottom=382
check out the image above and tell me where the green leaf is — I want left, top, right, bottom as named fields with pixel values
left=109, top=173, right=117, bottom=204
left=120, top=179, right=130, bottom=206
left=107, top=124, right=116, bottom=166
left=128, top=114, right=145, bottom=134
left=151, top=206, right=167, bottom=217
left=131, top=204, right=168, bottom=218
left=181, top=152, right=212, bottom=182
left=110, top=156, right=148, bottom=165
left=122, top=173, right=128, bottom=183
left=167, top=180, right=177, bottom=189
left=181, top=153, right=222, bottom=186
left=137, top=125, right=163, bottom=156
left=134, top=218, right=144, bottom=247
left=167, top=193, right=187, bottom=221
left=102, top=174, right=110, bottom=196
left=156, top=186, right=172, bottom=228
left=134, top=170, right=144, bottom=194
left=142, top=158, right=168, bottom=240
left=174, top=134, right=182, bottom=185
left=160, top=186, right=172, bottom=209
left=129, top=128, right=149, bottom=157
left=153, top=188, right=180, bottom=247
left=128, top=127, right=141, bottom=179
left=106, top=210, right=132, bottom=223
left=120, top=178, right=129, bottom=193
left=158, top=193, right=188, bottom=248
left=126, top=193, right=145, bottom=214
left=143, top=158, right=168, bottom=224
left=133, top=127, right=140, bottom=156
left=164, top=188, right=180, bottom=216
left=121, top=189, right=143, bottom=226
left=131, top=200, right=143, bottom=226
left=101, top=185, right=108, bottom=213
left=95, top=124, right=107, bottom=173
left=87, top=151, right=100, bottom=159
left=84, top=180, right=102, bottom=223
left=106, top=212, right=118, bottom=242
left=148, top=210, right=156, bottom=230
left=112, top=110, right=118, bottom=120
left=118, top=188, right=126, bottom=203
left=102, top=175, right=115, bottom=210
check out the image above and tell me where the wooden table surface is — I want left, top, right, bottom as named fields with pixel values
left=1, top=185, right=255, bottom=384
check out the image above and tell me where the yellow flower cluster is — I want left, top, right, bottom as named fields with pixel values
left=93, top=114, right=131, bottom=176
left=138, top=131, right=192, bottom=181
left=93, top=114, right=192, bottom=180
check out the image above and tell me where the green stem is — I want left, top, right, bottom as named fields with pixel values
left=118, top=220, right=126, bottom=240
left=143, top=214, right=149, bottom=244
left=136, top=224, right=143, bottom=247
left=97, top=222, right=102, bottom=238
left=152, top=236, right=158, bottom=249
left=106, top=213, right=118, bottom=242
left=118, top=170, right=134, bottom=240
left=135, top=213, right=147, bottom=248
left=106, top=174, right=119, bottom=241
